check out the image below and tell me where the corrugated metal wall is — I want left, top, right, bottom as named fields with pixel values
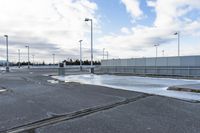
left=100, top=56, right=200, bottom=77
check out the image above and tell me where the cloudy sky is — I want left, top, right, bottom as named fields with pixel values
left=0, top=0, right=200, bottom=63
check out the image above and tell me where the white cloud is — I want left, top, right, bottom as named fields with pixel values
left=96, top=0, right=200, bottom=59
left=120, top=27, right=131, bottom=34
left=0, top=0, right=99, bottom=62
left=147, top=0, right=156, bottom=7
left=121, top=0, right=143, bottom=19
left=1, top=0, right=200, bottom=62
left=153, top=0, right=200, bottom=28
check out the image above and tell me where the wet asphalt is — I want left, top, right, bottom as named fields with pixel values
left=0, top=68, right=200, bottom=133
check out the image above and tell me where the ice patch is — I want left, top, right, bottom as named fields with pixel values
left=53, top=74, right=200, bottom=101
left=47, top=80, right=59, bottom=84
left=0, top=89, right=6, bottom=93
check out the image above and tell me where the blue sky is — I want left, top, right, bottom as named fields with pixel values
left=0, top=0, right=200, bottom=63
left=93, top=0, right=155, bottom=33
left=93, top=0, right=133, bottom=33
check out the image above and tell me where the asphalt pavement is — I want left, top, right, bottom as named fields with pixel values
left=0, top=68, right=200, bottom=133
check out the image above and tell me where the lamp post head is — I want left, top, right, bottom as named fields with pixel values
left=4, top=35, right=8, bottom=38
left=174, top=32, right=179, bottom=35
left=79, top=40, right=83, bottom=43
left=154, top=44, right=159, bottom=47
left=85, top=18, right=92, bottom=22
left=25, top=45, right=29, bottom=48
left=174, top=32, right=178, bottom=35
left=85, top=18, right=90, bottom=21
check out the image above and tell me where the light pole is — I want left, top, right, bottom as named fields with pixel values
left=162, top=50, right=165, bottom=57
left=106, top=51, right=109, bottom=60
left=85, top=18, right=94, bottom=73
left=32, top=54, right=35, bottom=66
left=103, top=48, right=105, bottom=59
left=25, top=45, right=30, bottom=69
left=4, top=35, right=9, bottom=72
left=18, top=49, right=20, bottom=68
left=174, top=32, right=180, bottom=56
left=79, top=40, right=83, bottom=71
left=154, top=44, right=159, bottom=58
left=154, top=44, right=159, bottom=73
left=52, top=54, right=55, bottom=66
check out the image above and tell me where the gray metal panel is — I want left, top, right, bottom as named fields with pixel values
left=120, top=59, right=128, bottom=66
left=180, top=56, right=195, bottom=66
left=102, top=55, right=200, bottom=67
left=107, top=60, right=112, bottom=66
left=127, top=58, right=135, bottom=66
left=135, top=58, right=146, bottom=66
left=146, top=58, right=156, bottom=66
left=110, top=59, right=115, bottom=66
left=157, top=57, right=168, bottom=66
left=167, top=57, right=180, bottom=66
left=195, top=56, right=200, bottom=66
left=101, top=60, right=107, bottom=66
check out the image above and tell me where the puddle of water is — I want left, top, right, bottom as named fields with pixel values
left=0, top=89, right=6, bottom=93
left=53, top=74, right=200, bottom=101
left=47, top=80, right=59, bottom=84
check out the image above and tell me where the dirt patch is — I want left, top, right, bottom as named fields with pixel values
left=168, top=86, right=200, bottom=93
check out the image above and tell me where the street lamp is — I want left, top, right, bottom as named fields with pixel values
left=174, top=32, right=180, bottom=56
left=79, top=40, right=83, bottom=71
left=85, top=18, right=94, bottom=73
left=154, top=44, right=159, bottom=72
left=162, top=50, right=165, bottom=57
left=18, top=49, right=20, bottom=68
left=103, top=48, right=105, bottom=60
left=106, top=51, right=109, bottom=60
left=52, top=54, right=55, bottom=66
left=4, top=35, right=9, bottom=72
left=32, top=54, right=35, bottom=66
left=25, top=45, right=30, bottom=69
left=154, top=44, right=159, bottom=58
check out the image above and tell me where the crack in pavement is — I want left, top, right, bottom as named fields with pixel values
left=1, top=94, right=151, bottom=133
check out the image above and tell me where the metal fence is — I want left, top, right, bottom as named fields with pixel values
left=101, top=55, right=200, bottom=77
